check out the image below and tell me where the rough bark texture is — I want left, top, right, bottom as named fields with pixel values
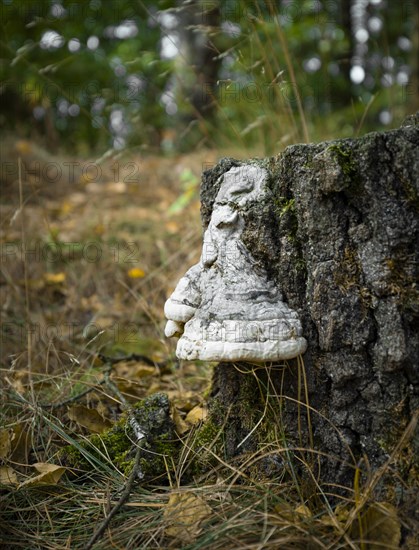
left=200, top=118, right=419, bottom=502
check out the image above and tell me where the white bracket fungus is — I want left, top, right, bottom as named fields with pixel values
left=164, top=165, right=307, bottom=362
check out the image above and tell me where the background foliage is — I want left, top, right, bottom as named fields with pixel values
left=1, top=0, right=417, bottom=155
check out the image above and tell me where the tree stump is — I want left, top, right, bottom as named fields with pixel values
left=200, top=117, right=419, bottom=504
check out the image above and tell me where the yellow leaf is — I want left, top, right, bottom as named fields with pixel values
left=351, top=502, right=401, bottom=549
left=105, top=182, right=127, bottom=194
left=60, top=201, right=73, bottom=215
left=0, top=466, right=18, bottom=485
left=164, top=492, right=211, bottom=541
left=10, top=423, right=31, bottom=464
left=127, top=267, right=145, bottom=279
left=15, top=140, right=32, bottom=155
left=0, top=429, right=12, bottom=460
left=295, top=504, right=312, bottom=519
left=94, top=223, right=105, bottom=236
left=186, top=406, right=207, bottom=426
left=146, top=381, right=162, bottom=396
left=168, top=391, right=200, bottom=412
left=44, top=272, right=66, bottom=284
left=113, top=361, right=155, bottom=379
left=132, top=365, right=156, bottom=378
left=33, top=463, right=63, bottom=474
left=273, top=502, right=295, bottom=522
left=79, top=172, right=92, bottom=185
left=334, top=503, right=350, bottom=523
left=19, top=463, right=66, bottom=488
left=171, top=406, right=189, bottom=435
left=67, top=405, right=113, bottom=434
left=111, top=378, right=142, bottom=398
left=319, top=514, right=338, bottom=528
left=165, top=221, right=180, bottom=234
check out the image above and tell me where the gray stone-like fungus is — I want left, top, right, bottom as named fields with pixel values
left=164, top=165, right=307, bottom=362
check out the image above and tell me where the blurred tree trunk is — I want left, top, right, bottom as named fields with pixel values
left=340, top=0, right=355, bottom=102
left=174, top=0, right=221, bottom=148
left=410, top=0, right=419, bottom=112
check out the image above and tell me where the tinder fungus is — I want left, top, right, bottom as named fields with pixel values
left=165, top=165, right=307, bottom=361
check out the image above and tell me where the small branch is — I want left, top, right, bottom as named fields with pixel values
left=38, top=365, right=113, bottom=409
left=85, top=444, right=143, bottom=550
left=98, top=352, right=176, bottom=369
left=38, top=349, right=176, bottom=410
left=83, top=359, right=151, bottom=548
left=37, top=353, right=175, bottom=409
left=40, top=386, right=100, bottom=409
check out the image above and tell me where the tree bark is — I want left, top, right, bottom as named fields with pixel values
left=200, top=118, right=419, bottom=505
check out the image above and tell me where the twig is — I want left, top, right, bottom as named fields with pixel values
left=37, top=349, right=177, bottom=409
left=85, top=444, right=143, bottom=550
left=40, top=385, right=101, bottom=409
left=38, top=364, right=113, bottom=409
left=83, top=359, right=149, bottom=548
left=98, top=352, right=176, bottom=369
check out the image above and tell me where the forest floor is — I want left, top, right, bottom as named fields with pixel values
left=0, top=138, right=413, bottom=549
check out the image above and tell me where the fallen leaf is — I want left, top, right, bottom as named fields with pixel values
left=68, top=405, right=112, bottom=433
left=295, top=504, right=312, bottom=518
left=273, top=502, right=298, bottom=523
left=113, top=361, right=155, bottom=379
left=164, top=491, right=211, bottom=541
left=319, top=513, right=339, bottom=528
left=93, top=223, right=105, bottom=235
left=171, top=406, right=189, bottom=435
left=351, top=502, right=401, bottom=549
left=59, top=201, right=73, bottom=215
left=165, top=221, right=180, bottom=234
left=334, top=503, right=350, bottom=523
left=105, top=182, right=127, bottom=194
left=0, top=466, right=18, bottom=485
left=19, top=463, right=66, bottom=488
left=34, top=463, right=62, bottom=474
left=15, top=140, right=32, bottom=155
left=111, top=378, right=143, bottom=398
left=80, top=294, right=103, bottom=312
left=168, top=391, right=200, bottom=412
left=127, top=267, right=145, bottom=279
left=186, top=406, right=207, bottom=426
left=10, top=423, right=31, bottom=464
left=80, top=173, right=96, bottom=186
left=96, top=401, right=109, bottom=419
left=146, top=381, right=162, bottom=395
left=90, top=316, right=116, bottom=331
left=0, top=429, right=12, bottom=460
left=44, top=272, right=66, bottom=284
left=68, top=192, right=86, bottom=206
